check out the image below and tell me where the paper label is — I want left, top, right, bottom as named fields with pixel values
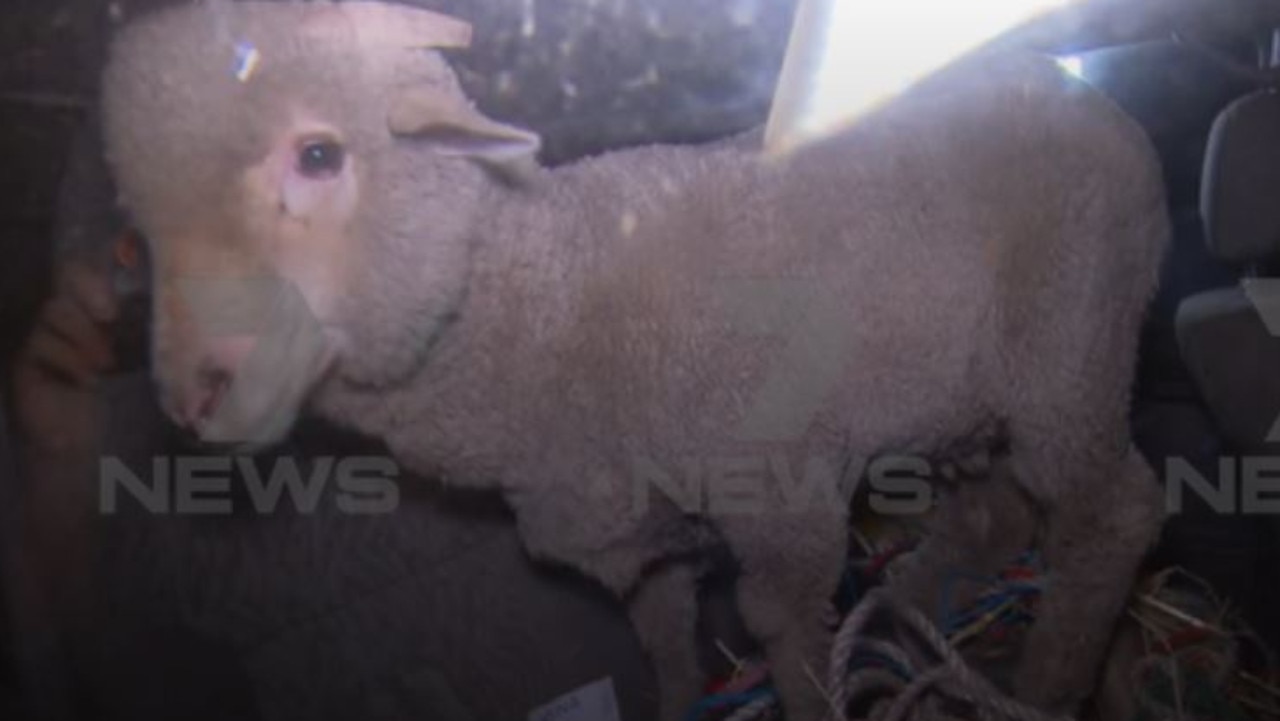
left=528, top=677, right=622, bottom=721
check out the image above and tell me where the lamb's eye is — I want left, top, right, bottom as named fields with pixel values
left=297, top=139, right=344, bottom=178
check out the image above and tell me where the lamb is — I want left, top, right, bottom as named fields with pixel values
left=100, top=2, right=1169, bottom=719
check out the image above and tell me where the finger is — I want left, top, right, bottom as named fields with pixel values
left=18, top=329, right=101, bottom=388
left=39, top=297, right=115, bottom=370
left=58, top=260, right=118, bottom=324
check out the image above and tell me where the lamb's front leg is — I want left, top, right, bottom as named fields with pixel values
left=1012, top=447, right=1164, bottom=710
left=626, top=563, right=704, bottom=721
left=506, top=471, right=705, bottom=721
left=718, top=510, right=847, bottom=721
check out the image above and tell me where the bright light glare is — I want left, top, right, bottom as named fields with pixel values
left=765, top=0, right=1076, bottom=156
left=1056, top=54, right=1084, bottom=78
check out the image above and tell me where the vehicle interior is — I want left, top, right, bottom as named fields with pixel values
left=5, top=0, right=1280, bottom=719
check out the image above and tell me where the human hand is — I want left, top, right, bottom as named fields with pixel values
left=9, top=258, right=118, bottom=456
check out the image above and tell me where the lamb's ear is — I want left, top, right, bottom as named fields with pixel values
left=303, top=2, right=473, bottom=51
left=389, top=86, right=541, bottom=185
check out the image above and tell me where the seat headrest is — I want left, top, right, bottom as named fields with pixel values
left=1202, top=90, right=1280, bottom=263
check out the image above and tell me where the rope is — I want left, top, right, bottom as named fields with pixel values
left=829, top=588, right=1072, bottom=721
left=684, top=585, right=1065, bottom=721
left=830, top=585, right=890, bottom=704
left=722, top=694, right=778, bottom=721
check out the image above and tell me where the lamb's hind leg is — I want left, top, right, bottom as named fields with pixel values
left=1010, top=444, right=1163, bottom=711
left=887, top=456, right=1038, bottom=620
left=717, top=509, right=846, bottom=721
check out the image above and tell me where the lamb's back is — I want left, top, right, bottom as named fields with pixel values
left=524, top=51, right=1165, bottom=459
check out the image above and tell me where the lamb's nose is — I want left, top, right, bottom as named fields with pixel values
left=178, top=335, right=257, bottom=428
left=181, top=366, right=232, bottom=427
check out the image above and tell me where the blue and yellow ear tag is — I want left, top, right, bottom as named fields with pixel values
left=232, top=40, right=261, bottom=83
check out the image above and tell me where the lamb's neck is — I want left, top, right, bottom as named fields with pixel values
left=453, top=186, right=586, bottom=383
left=321, top=142, right=743, bottom=483
left=468, top=173, right=592, bottom=358
left=324, top=172, right=593, bottom=478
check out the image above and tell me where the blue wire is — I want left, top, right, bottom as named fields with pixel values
left=945, top=587, right=1037, bottom=634
left=848, top=649, right=914, bottom=680
left=681, top=686, right=777, bottom=721
left=937, top=569, right=1001, bottom=628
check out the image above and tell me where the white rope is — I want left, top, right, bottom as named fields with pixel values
left=722, top=694, right=779, bottom=721
left=694, top=587, right=1072, bottom=721
left=828, top=588, right=1073, bottom=721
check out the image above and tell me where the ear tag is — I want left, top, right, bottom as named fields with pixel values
left=233, top=40, right=262, bottom=83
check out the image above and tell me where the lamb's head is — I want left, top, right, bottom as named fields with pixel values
left=102, top=1, right=539, bottom=446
